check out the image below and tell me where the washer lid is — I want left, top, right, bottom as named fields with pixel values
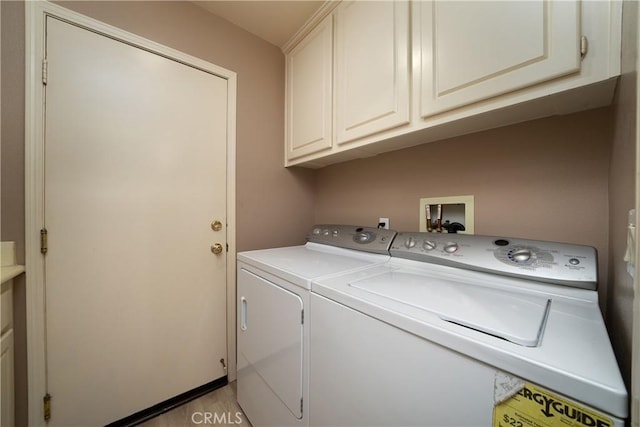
left=349, top=271, right=550, bottom=347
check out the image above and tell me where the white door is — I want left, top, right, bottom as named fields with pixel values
left=420, top=0, right=580, bottom=117
left=334, top=0, right=410, bottom=144
left=43, top=17, right=228, bottom=425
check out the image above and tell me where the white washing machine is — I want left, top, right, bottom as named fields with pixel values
left=236, top=225, right=397, bottom=427
left=310, top=232, right=628, bottom=427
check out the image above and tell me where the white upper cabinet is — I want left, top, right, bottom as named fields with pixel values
left=286, top=15, right=333, bottom=160
left=283, top=0, right=621, bottom=168
left=420, top=1, right=581, bottom=117
left=334, top=1, right=410, bottom=144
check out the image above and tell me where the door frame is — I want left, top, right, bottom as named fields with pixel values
left=24, top=2, right=238, bottom=425
left=632, top=142, right=638, bottom=425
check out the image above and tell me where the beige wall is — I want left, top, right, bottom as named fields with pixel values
left=607, top=0, right=638, bottom=391
left=316, top=107, right=614, bottom=297
left=1, top=1, right=25, bottom=263
left=2, top=0, right=636, bottom=420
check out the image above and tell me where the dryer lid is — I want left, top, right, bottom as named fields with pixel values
left=238, top=243, right=390, bottom=289
left=349, top=271, right=550, bottom=347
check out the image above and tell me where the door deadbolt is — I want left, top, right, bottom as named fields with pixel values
left=211, top=243, right=224, bottom=255
left=211, top=220, right=223, bottom=231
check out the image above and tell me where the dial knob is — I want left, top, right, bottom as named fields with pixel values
left=355, top=231, right=373, bottom=243
left=444, top=242, right=459, bottom=253
left=405, top=237, right=416, bottom=249
left=511, top=248, right=533, bottom=263
left=423, top=240, right=437, bottom=250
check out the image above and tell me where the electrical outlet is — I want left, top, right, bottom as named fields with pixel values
left=378, top=218, right=390, bottom=229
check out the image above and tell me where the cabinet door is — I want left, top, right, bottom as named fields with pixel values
left=1, top=330, right=14, bottom=427
left=420, top=0, right=580, bottom=117
left=335, top=1, right=410, bottom=144
left=286, top=15, right=333, bottom=161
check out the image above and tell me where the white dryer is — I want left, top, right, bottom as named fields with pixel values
left=310, top=232, right=628, bottom=427
left=236, top=225, right=397, bottom=427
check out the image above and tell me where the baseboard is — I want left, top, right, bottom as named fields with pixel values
left=105, top=376, right=229, bottom=427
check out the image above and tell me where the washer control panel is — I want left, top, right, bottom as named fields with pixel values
left=390, top=232, right=597, bottom=289
left=307, top=224, right=397, bottom=255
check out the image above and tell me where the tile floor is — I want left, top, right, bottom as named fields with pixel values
left=138, top=382, right=251, bottom=427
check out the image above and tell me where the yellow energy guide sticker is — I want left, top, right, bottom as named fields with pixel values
left=493, top=382, right=613, bottom=427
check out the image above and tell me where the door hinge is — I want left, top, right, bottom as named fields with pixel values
left=301, top=309, right=304, bottom=325
left=40, top=228, right=48, bottom=254
left=43, top=393, right=51, bottom=421
left=42, top=58, right=48, bottom=85
left=300, top=398, right=303, bottom=415
left=580, top=36, right=589, bottom=59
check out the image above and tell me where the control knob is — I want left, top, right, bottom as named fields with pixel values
left=423, top=240, right=437, bottom=251
left=511, top=248, right=533, bottom=263
left=355, top=231, right=373, bottom=243
left=405, top=237, right=416, bottom=249
left=443, top=242, right=459, bottom=253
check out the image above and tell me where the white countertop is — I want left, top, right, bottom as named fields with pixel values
left=1, top=242, right=25, bottom=284
left=1, top=265, right=25, bottom=284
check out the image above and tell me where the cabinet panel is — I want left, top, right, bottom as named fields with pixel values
left=420, top=0, right=580, bottom=117
left=335, top=0, right=410, bottom=144
left=0, top=283, right=11, bottom=336
left=1, top=330, right=14, bottom=427
left=286, top=15, right=333, bottom=160
left=1, top=278, right=15, bottom=427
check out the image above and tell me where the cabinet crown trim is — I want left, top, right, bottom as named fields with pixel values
left=282, top=0, right=340, bottom=53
